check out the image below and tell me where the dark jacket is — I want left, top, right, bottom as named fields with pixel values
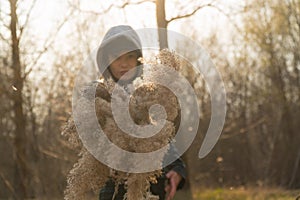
left=97, top=25, right=186, bottom=200
left=99, top=158, right=186, bottom=200
left=99, top=145, right=186, bottom=200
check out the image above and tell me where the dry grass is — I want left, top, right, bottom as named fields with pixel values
left=173, top=187, right=300, bottom=200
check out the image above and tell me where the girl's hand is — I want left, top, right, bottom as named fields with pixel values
left=165, top=170, right=182, bottom=200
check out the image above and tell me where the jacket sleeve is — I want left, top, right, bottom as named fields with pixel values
left=163, top=144, right=187, bottom=190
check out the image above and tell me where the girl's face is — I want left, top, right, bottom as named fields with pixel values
left=108, top=51, right=138, bottom=81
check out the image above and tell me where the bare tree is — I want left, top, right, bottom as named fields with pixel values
left=230, top=0, right=300, bottom=188
left=155, top=0, right=215, bottom=49
left=0, top=0, right=75, bottom=198
left=8, top=0, right=30, bottom=197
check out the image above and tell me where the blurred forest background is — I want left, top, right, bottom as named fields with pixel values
left=0, top=0, right=299, bottom=199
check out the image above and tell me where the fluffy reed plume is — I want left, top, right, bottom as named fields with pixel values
left=64, top=149, right=109, bottom=200
left=63, top=49, right=181, bottom=200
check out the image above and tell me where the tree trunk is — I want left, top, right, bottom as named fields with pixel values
left=267, top=46, right=298, bottom=188
left=156, top=0, right=168, bottom=50
left=9, top=0, right=30, bottom=198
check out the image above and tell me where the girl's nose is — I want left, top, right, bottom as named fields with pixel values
left=119, top=57, right=129, bottom=68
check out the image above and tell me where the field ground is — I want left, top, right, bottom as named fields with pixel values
left=174, top=187, right=300, bottom=200
left=20, top=187, right=300, bottom=199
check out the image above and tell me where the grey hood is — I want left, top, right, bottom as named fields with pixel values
left=96, top=25, right=143, bottom=82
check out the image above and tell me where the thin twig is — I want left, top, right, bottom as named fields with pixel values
left=19, top=0, right=37, bottom=39
left=208, top=4, right=244, bottom=34
left=69, top=0, right=155, bottom=16
left=24, top=8, right=75, bottom=79
left=221, top=117, right=266, bottom=140
left=0, top=32, right=11, bottom=46
left=0, top=171, right=18, bottom=199
left=167, top=3, right=213, bottom=24
left=39, top=147, right=73, bottom=161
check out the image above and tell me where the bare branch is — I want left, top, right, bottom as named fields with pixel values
left=119, top=0, right=155, bottom=9
left=39, top=147, right=72, bottom=161
left=19, top=0, right=37, bottom=39
left=67, top=1, right=110, bottom=16
left=0, top=6, right=11, bottom=18
left=24, top=8, right=75, bottom=79
left=69, top=0, right=155, bottom=16
left=208, top=4, right=243, bottom=34
left=0, top=172, right=18, bottom=199
left=167, top=3, right=213, bottom=24
left=0, top=32, right=11, bottom=46
left=221, top=117, right=266, bottom=140
left=167, top=1, right=243, bottom=34
left=1, top=23, right=11, bottom=30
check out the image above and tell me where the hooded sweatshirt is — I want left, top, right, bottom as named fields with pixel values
left=96, top=25, right=143, bottom=83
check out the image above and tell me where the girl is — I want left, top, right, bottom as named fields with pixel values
left=97, top=25, right=186, bottom=200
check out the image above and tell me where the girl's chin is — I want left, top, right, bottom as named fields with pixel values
left=119, top=77, right=133, bottom=81
left=119, top=74, right=135, bottom=81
